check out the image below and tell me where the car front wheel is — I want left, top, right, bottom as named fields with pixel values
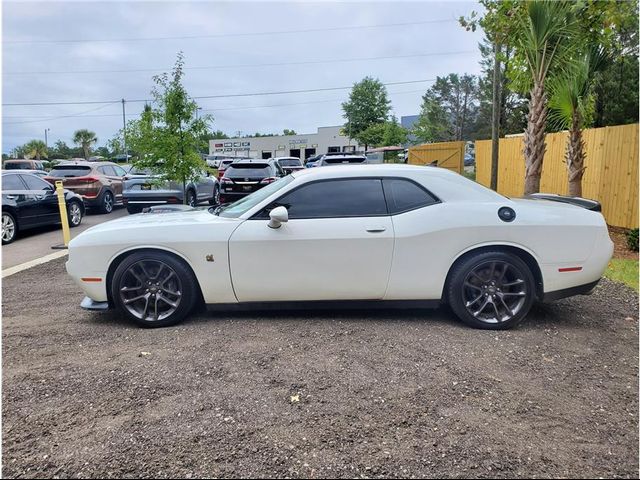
left=111, top=251, right=199, bottom=328
left=67, top=200, right=83, bottom=227
left=446, top=251, right=536, bottom=330
left=2, top=211, right=17, bottom=244
left=186, top=190, right=196, bottom=207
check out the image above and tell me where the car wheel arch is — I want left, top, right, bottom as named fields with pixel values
left=442, top=244, right=544, bottom=303
left=105, top=247, right=205, bottom=308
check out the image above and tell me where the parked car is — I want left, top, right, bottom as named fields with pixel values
left=12, top=169, right=48, bottom=179
left=44, top=161, right=128, bottom=214
left=217, top=159, right=238, bottom=179
left=122, top=172, right=219, bottom=214
left=205, top=154, right=235, bottom=169
left=317, top=153, right=367, bottom=166
left=273, top=157, right=304, bottom=174
left=305, top=154, right=322, bottom=168
left=219, top=159, right=285, bottom=203
left=3, top=159, right=47, bottom=172
left=464, top=154, right=475, bottom=167
left=67, top=164, right=613, bottom=329
left=2, top=171, right=85, bottom=244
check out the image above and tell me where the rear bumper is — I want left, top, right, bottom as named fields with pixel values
left=123, top=192, right=184, bottom=209
left=542, top=279, right=600, bottom=302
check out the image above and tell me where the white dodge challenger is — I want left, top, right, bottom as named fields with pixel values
left=67, top=164, right=613, bottom=330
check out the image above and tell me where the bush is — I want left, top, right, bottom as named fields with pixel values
left=627, top=228, right=639, bottom=252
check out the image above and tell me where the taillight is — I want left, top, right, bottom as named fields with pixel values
left=260, top=177, right=276, bottom=184
left=79, top=176, right=101, bottom=184
left=221, top=177, right=234, bottom=184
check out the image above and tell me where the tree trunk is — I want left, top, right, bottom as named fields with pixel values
left=83, top=144, right=89, bottom=160
left=490, top=43, right=502, bottom=191
left=566, top=110, right=586, bottom=197
left=523, top=80, right=547, bottom=195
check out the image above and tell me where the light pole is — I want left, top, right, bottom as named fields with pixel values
left=196, top=107, right=202, bottom=120
left=44, top=128, right=50, bottom=149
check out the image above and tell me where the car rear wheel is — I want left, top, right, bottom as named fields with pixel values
left=209, top=185, right=220, bottom=205
left=112, top=251, right=199, bottom=328
left=186, top=190, right=197, bottom=207
left=446, top=251, right=535, bottom=330
left=2, top=211, right=17, bottom=244
left=100, top=190, right=114, bottom=214
left=67, top=200, right=83, bottom=227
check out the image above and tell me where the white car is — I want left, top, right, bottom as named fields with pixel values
left=66, top=165, right=613, bottom=330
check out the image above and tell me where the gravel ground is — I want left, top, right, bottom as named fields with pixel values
left=2, top=258, right=638, bottom=479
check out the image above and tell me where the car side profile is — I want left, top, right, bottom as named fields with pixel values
left=44, top=161, right=128, bottom=214
left=67, top=164, right=613, bottom=330
left=2, top=171, right=84, bottom=244
left=122, top=170, right=219, bottom=214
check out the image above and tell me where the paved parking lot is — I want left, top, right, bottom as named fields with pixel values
left=2, top=257, right=638, bottom=478
left=2, top=207, right=128, bottom=270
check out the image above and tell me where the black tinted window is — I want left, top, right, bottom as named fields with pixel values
left=21, top=174, right=51, bottom=191
left=2, top=174, right=25, bottom=190
left=4, top=162, right=30, bottom=170
left=49, top=166, right=92, bottom=177
left=383, top=178, right=438, bottom=214
left=225, top=165, right=271, bottom=177
left=271, top=179, right=387, bottom=218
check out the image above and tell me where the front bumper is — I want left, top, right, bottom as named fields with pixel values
left=80, top=296, right=110, bottom=311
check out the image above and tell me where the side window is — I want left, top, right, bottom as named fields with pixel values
left=112, top=165, right=127, bottom=176
left=2, top=174, right=26, bottom=191
left=99, top=166, right=116, bottom=176
left=21, top=175, right=52, bottom=191
left=265, top=179, right=387, bottom=219
left=382, top=178, right=439, bottom=214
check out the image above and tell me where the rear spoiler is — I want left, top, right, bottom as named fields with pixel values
left=524, top=193, right=601, bottom=212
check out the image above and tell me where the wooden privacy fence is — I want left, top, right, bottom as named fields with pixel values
left=408, top=141, right=464, bottom=173
left=476, top=124, right=639, bottom=229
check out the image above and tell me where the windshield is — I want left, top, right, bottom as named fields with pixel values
left=278, top=159, right=301, bottom=166
left=225, top=164, right=270, bottom=177
left=218, top=175, right=294, bottom=218
left=48, top=166, right=92, bottom=177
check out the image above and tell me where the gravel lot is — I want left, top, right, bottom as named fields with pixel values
left=3, top=258, right=638, bottom=478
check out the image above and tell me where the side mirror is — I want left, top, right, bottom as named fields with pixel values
left=268, top=206, right=288, bottom=229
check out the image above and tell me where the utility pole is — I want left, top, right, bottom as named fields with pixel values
left=490, top=43, right=502, bottom=192
left=44, top=128, right=50, bottom=149
left=121, top=99, right=127, bottom=161
left=196, top=107, right=202, bottom=120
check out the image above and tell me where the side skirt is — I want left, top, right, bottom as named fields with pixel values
left=541, top=279, right=600, bottom=303
left=205, top=299, right=442, bottom=312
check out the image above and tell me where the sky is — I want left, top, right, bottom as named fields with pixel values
left=2, top=0, right=485, bottom=154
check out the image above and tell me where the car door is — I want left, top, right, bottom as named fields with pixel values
left=19, top=174, right=59, bottom=225
left=195, top=172, right=215, bottom=201
left=2, top=174, right=35, bottom=226
left=229, top=178, right=394, bottom=302
left=110, top=164, right=128, bottom=202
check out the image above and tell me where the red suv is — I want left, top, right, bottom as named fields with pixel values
left=44, top=161, right=128, bottom=213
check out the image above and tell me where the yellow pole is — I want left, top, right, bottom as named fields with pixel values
left=55, top=181, right=71, bottom=246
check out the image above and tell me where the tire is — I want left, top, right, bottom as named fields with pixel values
left=446, top=251, right=536, bottom=330
left=2, top=211, right=17, bottom=245
left=209, top=185, right=220, bottom=206
left=99, top=190, right=114, bottom=214
left=127, top=206, right=142, bottom=215
left=111, top=250, right=199, bottom=328
left=186, top=189, right=197, bottom=207
left=67, top=200, right=83, bottom=227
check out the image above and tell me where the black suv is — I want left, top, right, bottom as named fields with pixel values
left=219, top=159, right=285, bottom=203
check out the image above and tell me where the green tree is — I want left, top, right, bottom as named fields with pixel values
left=357, top=123, right=387, bottom=149
left=412, top=97, right=452, bottom=143
left=127, top=52, right=211, bottom=205
left=382, top=117, right=408, bottom=146
left=515, top=0, right=577, bottom=195
left=282, top=129, right=297, bottom=136
left=412, top=74, right=479, bottom=143
left=73, top=129, right=98, bottom=160
left=548, top=46, right=609, bottom=197
left=342, top=76, right=391, bottom=149
left=47, top=140, right=77, bottom=159
left=22, top=139, right=48, bottom=160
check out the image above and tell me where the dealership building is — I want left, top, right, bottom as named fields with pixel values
left=209, top=126, right=363, bottom=161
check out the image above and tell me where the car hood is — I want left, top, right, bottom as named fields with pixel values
left=72, top=209, right=239, bottom=242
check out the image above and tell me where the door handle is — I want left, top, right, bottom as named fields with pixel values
left=366, top=226, right=386, bottom=233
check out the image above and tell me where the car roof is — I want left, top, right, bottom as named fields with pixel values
left=51, top=160, right=115, bottom=167
left=291, top=163, right=453, bottom=179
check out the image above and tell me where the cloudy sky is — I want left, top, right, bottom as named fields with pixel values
left=2, top=0, right=485, bottom=154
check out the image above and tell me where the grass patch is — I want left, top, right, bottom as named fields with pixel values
left=604, top=258, right=639, bottom=291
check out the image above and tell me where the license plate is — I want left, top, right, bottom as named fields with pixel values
left=141, top=184, right=152, bottom=190
left=243, top=185, right=252, bottom=191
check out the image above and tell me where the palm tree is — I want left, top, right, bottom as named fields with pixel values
left=548, top=47, right=609, bottom=197
left=23, top=139, right=48, bottom=160
left=73, top=129, right=98, bottom=159
left=519, top=1, right=576, bottom=194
